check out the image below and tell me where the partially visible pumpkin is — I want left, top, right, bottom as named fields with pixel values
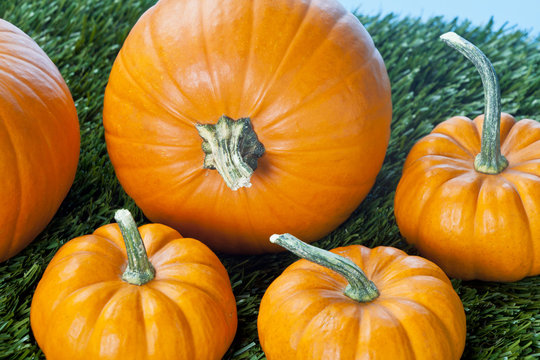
left=31, top=210, right=237, bottom=360
left=394, top=32, right=540, bottom=281
left=258, top=234, right=466, bottom=360
left=103, top=0, right=392, bottom=254
left=0, top=19, right=80, bottom=262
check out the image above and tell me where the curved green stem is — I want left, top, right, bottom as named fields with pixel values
left=440, top=32, right=508, bottom=174
left=115, top=209, right=155, bottom=286
left=196, top=115, right=265, bottom=190
left=270, top=233, right=379, bottom=303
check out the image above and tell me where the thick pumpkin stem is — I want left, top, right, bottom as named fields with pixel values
left=440, top=32, right=508, bottom=174
left=115, top=209, right=155, bottom=286
left=270, top=234, right=379, bottom=303
left=196, top=115, right=265, bottom=191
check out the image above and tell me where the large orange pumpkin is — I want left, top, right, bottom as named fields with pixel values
left=103, top=0, right=392, bottom=254
left=0, top=19, right=80, bottom=261
left=258, top=234, right=466, bottom=359
left=394, top=32, right=540, bottom=281
left=31, top=210, right=237, bottom=360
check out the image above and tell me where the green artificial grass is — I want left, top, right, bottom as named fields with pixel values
left=0, top=0, right=539, bottom=359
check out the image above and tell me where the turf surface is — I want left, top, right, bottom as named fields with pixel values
left=0, top=0, right=539, bottom=359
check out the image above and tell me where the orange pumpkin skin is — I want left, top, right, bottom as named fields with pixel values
left=258, top=245, right=466, bottom=359
left=103, top=0, right=392, bottom=254
left=0, top=20, right=80, bottom=261
left=394, top=114, right=540, bottom=281
left=30, top=223, right=237, bottom=360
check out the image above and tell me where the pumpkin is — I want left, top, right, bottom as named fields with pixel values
left=394, top=32, right=540, bottom=282
left=0, top=19, right=80, bottom=262
left=102, top=0, right=392, bottom=254
left=258, top=234, right=466, bottom=359
left=30, top=209, right=237, bottom=360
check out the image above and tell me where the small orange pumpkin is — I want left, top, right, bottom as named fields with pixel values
left=0, top=19, right=80, bottom=261
left=103, top=0, right=392, bottom=254
left=394, top=32, right=540, bottom=281
left=30, top=210, right=237, bottom=360
left=258, top=234, right=466, bottom=360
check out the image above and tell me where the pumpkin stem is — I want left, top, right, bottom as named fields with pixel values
left=196, top=115, right=265, bottom=191
left=440, top=32, right=508, bottom=174
left=115, top=209, right=155, bottom=286
left=270, top=233, right=379, bottom=303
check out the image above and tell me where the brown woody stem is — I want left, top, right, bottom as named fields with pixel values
left=115, top=209, right=155, bottom=285
left=270, top=233, right=379, bottom=303
left=196, top=115, right=265, bottom=191
left=440, top=32, right=508, bottom=174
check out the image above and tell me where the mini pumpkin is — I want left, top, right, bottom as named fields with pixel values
left=0, top=19, right=80, bottom=262
left=258, top=234, right=466, bottom=359
left=394, top=32, right=540, bottom=281
left=30, top=210, right=237, bottom=360
left=103, top=0, right=392, bottom=254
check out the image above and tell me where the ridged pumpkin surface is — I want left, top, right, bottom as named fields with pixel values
left=103, top=0, right=392, bottom=253
left=31, top=222, right=237, bottom=360
left=0, top=19, right=80, bottom=262
left=258, top=245, right=466, bottom=359
left=395, top=114, right=540, bottom=281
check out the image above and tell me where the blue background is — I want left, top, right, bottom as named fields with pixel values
left=338, top=0, right=540, bottom=36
